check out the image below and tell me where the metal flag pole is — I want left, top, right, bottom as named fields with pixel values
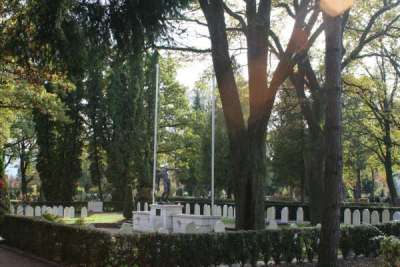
left=211, top=76, right=216, bottom=215
left=152, top=63, right=160, bottom=204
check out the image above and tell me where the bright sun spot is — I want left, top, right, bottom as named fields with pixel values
left=320, top=0, right=353, bottom=17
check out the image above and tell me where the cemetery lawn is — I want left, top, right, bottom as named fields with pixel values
left=61, top=213, right=124, bottom=225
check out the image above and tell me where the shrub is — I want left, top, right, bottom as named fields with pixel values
left=42, top=213, right=62, bottom=223
left=2, top=215, right=400, bottom=266
left=0, top=215, right=113, bottom=267
left=377, top=222, right=400, bottom=237
left=380, top=235, right=400, bottom=267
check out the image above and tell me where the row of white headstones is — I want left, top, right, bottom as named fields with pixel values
left=136, top=202, right=236, bottom=218
left=10, top=204, right=88, bottom=218
left=137, top=202, right=400, bottom=225
left=11, top=201, right=400, bottom=226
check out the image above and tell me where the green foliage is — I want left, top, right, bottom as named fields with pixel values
left=123, top=185, right=133, bottom=219
left=269, top=88, right=306, bottom=196
left=3, top=215, right=400, bottom=266
left=380, top=235, right=400, bottom=267
left=42, top=213, right=62, bottom=223
left=339, top=224, right=383, bottom=257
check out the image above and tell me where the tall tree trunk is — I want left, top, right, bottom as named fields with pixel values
left=370, top=168, right=375, bottom=201
left=292, top=72, right=324, bottom=224
left=383, top=121, right=399, bottom=205
left=20, top=142, right=30, bottom=201
left=318, top=13, right=343, bottom=267
left=308, top=134, right=324, bottom=224
left=199, top=0, right=271, bottom=230
left=0, top=148, right=4, bottom=178
left=354, top=168, right=362, bottom=200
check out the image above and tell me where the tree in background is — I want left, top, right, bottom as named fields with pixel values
left=269, top=87, right=306, bottom=200
left=5, top=114, right=37, bottom=200
left=199, top=0, right=324, bottom=229
left=344, top=50, right=400, bottom=204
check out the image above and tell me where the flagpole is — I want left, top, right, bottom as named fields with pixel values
left=152, top=63, right=160, bottom=205
left=211, top=76, right=216, bottom=215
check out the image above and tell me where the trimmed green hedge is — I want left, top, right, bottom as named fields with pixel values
left=0, top=216, right=113, bottom=266
left=1, top=215, right=400, bottom=266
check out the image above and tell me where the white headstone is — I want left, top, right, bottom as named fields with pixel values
left=281, top=207, right=289, bottom=223
left=228, top=206, right=234, bottom=218
left=10, top=204, right=15, bottom=214
left=137, top=202, right=141, bottom=211
left=34, top=206, right=41, bottom=217
left=371, top=211, right=380, bottom=225
left=57, top=205, right=64, bottom=217
left=185, top=203, right=191, bottom=214
left=223, top=205, right=228, bottom=217
left=25, top=205, right=34, bottom=217
left=69, top=207, right=75, bottom=218
left=214, top=220, right=225, bottom=233
left=204, top=205, right=211, bottom=216
left=362, top=209, right=370, bottom=224
left=212, top=205, right=218, bottom=216
left=353, top=210, right=361, bottom=225
left=267, top=207, right=276, bottom=222
left=185, top=222, right=199, bottom=233
left=81, top=207, right=88, bottom=218
left=382, top=209, right=390, bottom=223
left=344, top=208, right=351, bottom=225
left=217, top=206, right=222, bottom=216
left=194, top=204, right=201, bottom=215
left=41, top=206, right=47, bottom=214
left=52, top=206, right=58, bottom=216
left=296, top=207, right=304, bottom=224
left=268, top=220, right=278, bottom=229
left=64, top=207, right=70, bottom=218
left=45, top=207, right=53, bottom=215
left=144, top=202, right=149, bottom=212
left=393, top=211, right=400, bottom=221
left=16, top=205, right=24, bottom=216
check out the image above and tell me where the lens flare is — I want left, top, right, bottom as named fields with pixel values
left=320, top=0, right=353, bottom=17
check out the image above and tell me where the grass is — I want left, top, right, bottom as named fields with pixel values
left=61, top=212, right=125, bottom=225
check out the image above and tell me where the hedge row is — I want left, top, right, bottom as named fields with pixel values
left=1, top=215, right=400, bottom=266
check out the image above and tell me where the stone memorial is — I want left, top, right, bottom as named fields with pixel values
left=25, top=205, right=34, bottom=217
left=371, top=211, right=380, bottom=225
left=362, top=209, right=370, bottom=224
left=185, top=203, right=191, bottom=214
left=34, top=206, right=41, bottom=217
left=281, top=207, right=289, bottom=223
left=194, top=204, right=201, bottom=215
left=344, top=208, right=351, bottom=225
left=81, top=207, right=88, bottom=218
left=296, top=207, right=304, bottom=224
left=352, top=210, right=361, bottom=225
left=382, top=209, right=390, bottom=223
left=393, top=211, right=400, bottom=221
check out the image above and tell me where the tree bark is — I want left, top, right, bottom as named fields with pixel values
left=318, top=14, right=343, bottom=267
left=383, top=119, right=399, bottom=205
left=199, top=0, right=270, bottom=229
left=354, top=168, right=362, bottom=200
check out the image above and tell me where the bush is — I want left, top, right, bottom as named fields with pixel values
left=0, top=215, right=113, bottom=266
left=1, top=215, right=400, bottom=266
left=380, top=235, right=400, bottom=267
left=339, top=224, right=383, bottom=257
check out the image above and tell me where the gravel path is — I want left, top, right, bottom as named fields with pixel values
left=0, top=245, right=59, bottom=267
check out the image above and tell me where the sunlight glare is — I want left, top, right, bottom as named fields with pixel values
left=320, top=0, right=353, bottom=17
